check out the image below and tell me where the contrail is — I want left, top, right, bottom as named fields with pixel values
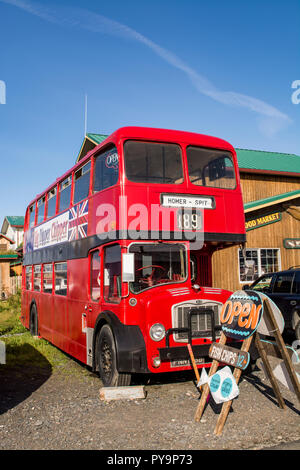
left=1, top=0, right=291, bottom=134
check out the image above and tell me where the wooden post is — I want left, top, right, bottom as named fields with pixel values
left=254, top=333, right=286, bottom=409
left=194, top=333, right=227, bottom=422
left=214, top=335, right=253, bottom=436
left=187, top=343, right=200, bottom=383
left=263, top=299, right=300, bottom=403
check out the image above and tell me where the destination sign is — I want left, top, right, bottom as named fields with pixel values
left=161, top=194, right=214, bottom=209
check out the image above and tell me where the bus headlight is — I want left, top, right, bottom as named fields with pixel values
left=150, top=323, right=166, bottom=342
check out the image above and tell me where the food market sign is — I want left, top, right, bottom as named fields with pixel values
left=220, top=290, right=263, bottom=340
left=245, top=212, right=281, bottom=231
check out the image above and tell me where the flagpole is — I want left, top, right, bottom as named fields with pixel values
left=84, top=94, right=88, bottom=136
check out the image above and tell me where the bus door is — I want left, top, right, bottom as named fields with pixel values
left=100, top=244, right=122, bottom=317
left=53, top=261, right=68, bottom=351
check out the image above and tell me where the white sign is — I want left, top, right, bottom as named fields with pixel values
left=198, top=366, right=239, bottom=404
left=257, top=292, right=285, bottom=336
left=34, top=211, right=69, bottom=250
left=161, top=194, right=213, bottom=209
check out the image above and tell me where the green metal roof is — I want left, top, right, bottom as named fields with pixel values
left=236, top=148, right=300, bottom=174
left=0, top=254, right=19, bottom=259
left=86, top=133, right=108, bottom=145
left=244, top=189, right=300, bottom=212
left=5, top=216, right=25, bottom=227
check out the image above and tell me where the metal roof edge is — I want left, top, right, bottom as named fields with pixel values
left=244, top=190, right=300, bottom=213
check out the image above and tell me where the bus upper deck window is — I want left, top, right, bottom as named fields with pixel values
left=37, top=196, right=46, bottom=225
left=93, top=147, right=119, bottom=193
left=29, top=204, right=35, bottom=228
left=59, top=176, right=72, bottom=213
left=186, top=147, right=236, bottom=189
left=124, top=141, right=183, bottom=185
left=46, top=187, right=57, bottom=219
left=74, top=161, right=91, bottom=204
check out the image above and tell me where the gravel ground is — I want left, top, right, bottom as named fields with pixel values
left=0, top=348, right=299, bottom=451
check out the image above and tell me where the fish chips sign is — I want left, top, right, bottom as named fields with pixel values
left=220, top=290, right=263, bottom=340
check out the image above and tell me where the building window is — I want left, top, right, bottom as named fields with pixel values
left=103, top=245, right=121, bottom=303
left=54, top=262, right=67, bottom=296
left=43, top=264, right=53, bottom=294
left=239, top=248, right=281, bottom=283
left=90, top=251, right=100, bottom=301
left=26, top=266, right=32, bottom=290
left=74, top=161, right=91, bottom=204
left=33, top=265, right=41, bottom=291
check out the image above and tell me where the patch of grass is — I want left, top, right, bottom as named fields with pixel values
left=0, top=292, right=93, bottom=379
left=1, top=332, right=92, bottom=379
left=0, top=290, right=26, bottom=336
left=2, top=332, right=70, bottom=369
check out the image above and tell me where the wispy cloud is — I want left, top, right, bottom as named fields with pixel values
left=1, top=0, right=291, bottom=135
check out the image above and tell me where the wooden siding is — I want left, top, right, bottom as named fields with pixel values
left=212, top=204, right=300, bottom=292
left=240, top=173, right=300, bottom=204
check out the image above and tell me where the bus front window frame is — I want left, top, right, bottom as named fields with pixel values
left=128, top=242, right=188, bottom=294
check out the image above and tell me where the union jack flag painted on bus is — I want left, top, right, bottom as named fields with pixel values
left=68, top=200, right=89, bottom=241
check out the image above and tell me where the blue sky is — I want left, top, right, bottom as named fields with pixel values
left=0, top=0, right=299, bottom=225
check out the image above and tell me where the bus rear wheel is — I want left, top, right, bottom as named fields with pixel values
left=98, top=324, right=131, bottom=387
left=30, top=304, right=38, bottom=336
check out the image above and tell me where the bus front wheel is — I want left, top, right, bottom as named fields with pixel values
left=98, top=324, right=131, bottom=387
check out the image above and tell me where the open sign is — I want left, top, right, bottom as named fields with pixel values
left=220, top=290, right=263, bottom=340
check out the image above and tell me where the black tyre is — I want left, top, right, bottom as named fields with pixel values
left=98, top=324, right=131, bottom=387
left=30, top=304, right=38, bottom=336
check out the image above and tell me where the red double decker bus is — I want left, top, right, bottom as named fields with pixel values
left=21, top=127, right=245, bottom=386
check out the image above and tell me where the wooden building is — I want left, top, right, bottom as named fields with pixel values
left=76, top=133, right=300, bottom=292
left=1, top=216, right=24, bottom=250
left=212, top=149, right=300, bottom=291
left=0, top=234, right=19, bottom=299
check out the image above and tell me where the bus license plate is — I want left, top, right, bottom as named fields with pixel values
left=170, top=357, right=205, bottom=368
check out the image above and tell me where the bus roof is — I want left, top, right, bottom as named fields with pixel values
left=28, top=126, right=236, bottom=208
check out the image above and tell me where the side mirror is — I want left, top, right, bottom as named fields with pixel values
left=242, top=284, right=250, bottom=290
left=122, top=253, right=135, bottom=282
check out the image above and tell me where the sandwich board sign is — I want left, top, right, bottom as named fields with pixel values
left=194, top=290, right=300, bottom=436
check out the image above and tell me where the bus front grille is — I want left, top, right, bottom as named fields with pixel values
left=172, top=302, right=221, bottom=342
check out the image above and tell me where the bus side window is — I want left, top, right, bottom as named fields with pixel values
left=90, top=251, right=100, bottom=301
left=59, top=176, right=72, bottom=213
left=46, top=187, right=57, bottom=219
left=26, top=266, right=32, bottom=290
left=103, top=245, right=121, bottom=303
left=74, top=161, right=91, bottom=205
left=37, top=196, right=46, bottom=225
left=33, top=265, right=41, bottom=292
left=54, top=262, right=68, bottom=296
left=29, top=204, right=35, bottom=228
left=43, top=264, right=53, bottom=294
left=93, top=147, right=119, bottom=193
